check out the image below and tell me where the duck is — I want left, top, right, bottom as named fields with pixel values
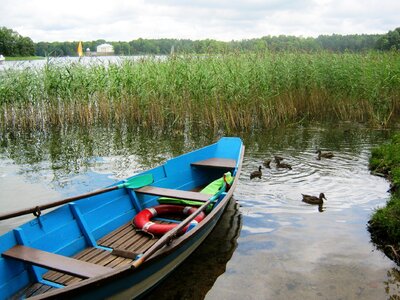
left=316, top=149, right=334, bottom=160
left=263, top=159, right=271, bottom=168
left=274, top=155, right=284, bottom=163
left=276, top=160, right=292, bottom=170
left=301, top=193, right=326, bottom=205
left=250, top=166, right=262, bottom=179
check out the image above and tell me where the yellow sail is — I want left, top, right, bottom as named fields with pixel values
left=77, top=41, right=83, bottom=57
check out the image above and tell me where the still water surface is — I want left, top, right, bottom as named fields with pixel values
left=0, top=124, right=399, bottom=299
left=0, top=55, right=162, bottom=71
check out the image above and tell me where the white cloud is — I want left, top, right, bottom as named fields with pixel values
left=0, top=0, right=398, bottom=42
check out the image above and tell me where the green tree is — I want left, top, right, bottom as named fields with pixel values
left=17, top=36, right=35, bottom=56
left=0, top=27, right=35, bottom=56
left=387, top=28, right=400, bottom=50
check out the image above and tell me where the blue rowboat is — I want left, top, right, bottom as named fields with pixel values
left=0, top=137, right=244, bottom=299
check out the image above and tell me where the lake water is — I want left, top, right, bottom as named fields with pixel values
left=0, top=124, right=399, bottom=299
left=0, top=55, right=164, bottom=71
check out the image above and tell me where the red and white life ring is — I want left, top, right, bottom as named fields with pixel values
left=133, top=204, right=205, bottom=236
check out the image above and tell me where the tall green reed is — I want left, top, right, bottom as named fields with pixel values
left=1, top=51, right=399, bottom=131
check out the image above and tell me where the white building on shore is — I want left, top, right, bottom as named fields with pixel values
left=96, top=43, right=114, bottom=55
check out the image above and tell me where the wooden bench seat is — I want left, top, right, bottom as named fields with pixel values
left=191, top=158, right=236, bottom=169
left=135, top=186, right=212, bottom=202
left=2, top=245, right=113, bottom=278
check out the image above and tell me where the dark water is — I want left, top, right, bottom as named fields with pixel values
left=0, top=124, right=399, bottom=299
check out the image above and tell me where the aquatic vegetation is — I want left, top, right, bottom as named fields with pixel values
left=369, top=133, right=400, bottom=265
left=1, top=51, right=400, bottom=131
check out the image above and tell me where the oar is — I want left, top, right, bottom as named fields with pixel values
left=0, top=174, right=154, bottom=221
left=131, top=182, right=226, bottom=270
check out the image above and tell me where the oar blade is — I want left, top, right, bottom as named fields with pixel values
left=122, top=174, right=154, bottom=189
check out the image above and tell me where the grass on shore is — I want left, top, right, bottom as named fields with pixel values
left=369, top=133, right=400, bottom=265
left=0, top=51, right=400, bottom=131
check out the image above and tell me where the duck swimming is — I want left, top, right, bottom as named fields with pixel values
left=274, top=155, right=284, bottom=163
left=263, top=159, right=271, bottom=168
left=276, top=160, right=292, bottom=170
left=250, top=166, right=262, bottom=179
left=302, top=193, right=326, bottom=205
left=316, top=149, right=334, bottom=160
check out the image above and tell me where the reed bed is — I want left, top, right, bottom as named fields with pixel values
left=1, top=51, right=399, bottom=131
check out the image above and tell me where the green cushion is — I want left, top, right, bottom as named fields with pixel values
left=158, top=172, right=233, bottom=207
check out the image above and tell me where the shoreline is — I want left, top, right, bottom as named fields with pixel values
left=368, top=133, right=400, bottom=265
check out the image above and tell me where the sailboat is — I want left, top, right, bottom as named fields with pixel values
left=77, top=41, right=83, bottom=58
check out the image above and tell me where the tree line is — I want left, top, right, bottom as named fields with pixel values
left=1, top=26, right=400, bottom=57
left=0, top=27, right=35, bottom=56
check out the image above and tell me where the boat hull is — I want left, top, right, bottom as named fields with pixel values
left=0, top=137, right=244, bottom=299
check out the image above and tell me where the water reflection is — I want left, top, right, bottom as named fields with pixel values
left=0, top=126, right=207, bottom=195
left=0, top=124, right=399, bottom=299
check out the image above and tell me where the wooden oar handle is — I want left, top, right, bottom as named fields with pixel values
left=0, top=186, right=117, bottom=221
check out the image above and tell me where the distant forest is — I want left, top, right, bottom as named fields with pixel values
left=1, top=26, right=400, bottom=57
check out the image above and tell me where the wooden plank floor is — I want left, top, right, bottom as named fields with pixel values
left=21, top=221, right=161, bottom=298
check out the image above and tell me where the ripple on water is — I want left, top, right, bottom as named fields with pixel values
left=239, top=146, right=389, bottom=216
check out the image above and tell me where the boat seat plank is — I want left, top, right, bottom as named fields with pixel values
left=40, top=224, right=160, bottom=291
left=61, top=250, right=116, bottom=286
left=2, top=245, right=113, bottom=278
left=43, top=248, right=111, bottom=285
left=43, top=247, right=95, bottom=282
left=135, top=186, right=212, bottom=202
left=191, top=158, right=236, bottom=169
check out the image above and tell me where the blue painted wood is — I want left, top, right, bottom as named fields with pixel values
left=75, top=188, right=126, bottom=214
left=0, top=232, right=17, bottom=253
left=69, top=203, right=97, bottom=247
left=127, top=189, right=142, bottom=212
left=0, top=232, right=30, bottom=299
left=0, top=271, right=30, bottom=300
left=51, top=237, right=87, bottom=260
left=13, top=228, right=42, bottom=282
left=41, top=279, right=64, bottom=289
left=29, top=221, right=84, bottom=254
left=83, top=195, right=133, bottom=232
left=95, top=245, right=112, bottom=251
left=18, top=205, right=75, bottom=246
left=0, top=259, right=24, bottom=287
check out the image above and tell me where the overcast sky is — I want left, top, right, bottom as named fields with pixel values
left=1, top=0, right=399, bottom=42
